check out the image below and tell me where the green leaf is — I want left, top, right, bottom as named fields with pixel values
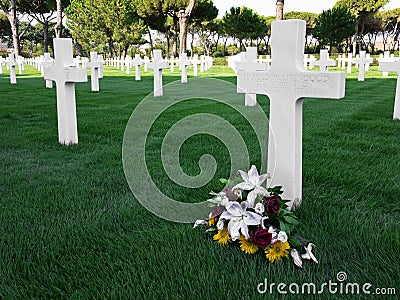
left=219, top=178, right=228, bottom=184
left=283, top=216, right=300, bottom=225
left=288, top=236, right=302, bottom=247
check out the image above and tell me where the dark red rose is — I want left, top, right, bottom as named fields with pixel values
left=253, top=228, right=272, bottom=248
left=264, top=195, right=281, bottom=215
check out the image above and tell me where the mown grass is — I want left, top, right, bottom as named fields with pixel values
left=0, top=63, right=399, bottom=299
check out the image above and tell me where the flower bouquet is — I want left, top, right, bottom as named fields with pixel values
left=194, top=165, right=318, bottom=268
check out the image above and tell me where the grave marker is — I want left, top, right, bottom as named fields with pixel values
left=6, top=53, right=17, bottom=84
left=313, top=49, right=336, bottom=72
left=41, top=53, right=54, bottom=88
left=148, top=50, right=169, bottom=97
left=176, top=52, right=192, bottom=83
left=192, top=54, right=201, bottom=76
left=237, top=20, right=346, bottom=208
left=86, top=51, right=103, bottom=92
left=352, top=51, right=372, bottom=81
left=133, top=54, right=143, bottom=81
left=236, top=47, right=267, bottom=106
left=43, top=38, right=88, bottom=145
left=379, top=60, right=400, bottom=120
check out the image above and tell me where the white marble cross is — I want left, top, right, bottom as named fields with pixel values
left=97, top=54, right=104, bottom=78
left=42, top=53, right=54, bottom=88
left=86, top=51, right=103, bottom=92
left=313, top=49, right=336, bottom=72
left=125, top=56, right=132, bottom=74
left=169, top=56, right=175, bottom=72
left=148, top=50, right=169, bottom=97
left=346, top=53, right=353, bottom=74
left=43, top=38, right=88, bottom=145
left=378, top=51, right=394, bottom=77
left=352, top=51, right=372, bottom=81
left=0, top=56, right=6, bottom=74
left=379, top=60, right=400, bottom=120
left=133, top=54, right=143, bottom=81
left=191, top=54, right=201, bottom=76
left=16, top=56, right=24, bottom=75
left=237, top=20, right=346, bottom=208
left=200, top=55, right=206, bottom=72
left=143, top=56, right=150, bottom=72
left=236, top=47, right=267, bottom=106
left=365, top=53, right=372, bottom=71
left=176, top=52, right=192, bottom=83
left=6, top=53, right=17, bottom=84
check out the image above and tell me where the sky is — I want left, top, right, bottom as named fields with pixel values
left=213, top=0, right=400, bottom=18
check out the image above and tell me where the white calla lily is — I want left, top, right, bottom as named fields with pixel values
left=277, top=231, right=288, bottom=243
left=301, top=243, right=318, bottom=264
left=219, top=201, right=262, bottom=241
left=216, top=219, right=224, bottom=230
left=254, top=202, right=265, bottom=214
left=193, top=219, right=208, bottom=228
left=232, top=165, right=269, bottom=208
left=207, top=191, right=229, bottom=206
left=290, top=249, right=303, bottom=268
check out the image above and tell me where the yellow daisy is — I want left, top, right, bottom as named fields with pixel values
left=239, top=235, right=259, bottom=254
left=265, top=241, right=290, bottom=262
left=208, top=217, right=217, bottom=226
left=213, top=227, right=231, bottom=246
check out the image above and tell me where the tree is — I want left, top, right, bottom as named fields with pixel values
left=334, top=0, right=389, bottom=53
left=378, top=8, right=400, bottom=51
left=0, top=0, right=20, bottom=56
left=66, top=0, right=146, bottom=57
left=222, top=6, right=267, bottom=51
left=313, top=7, right=356, bottom=52
left=284, top=11, right=318, bottom=52
left=276, top=0, right=284, bottom=20
left=47, top=0, right=70, bottom=38
left=19, top=0, right=57, bottom=53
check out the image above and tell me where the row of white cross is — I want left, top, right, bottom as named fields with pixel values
left=2, top=20, right=400, bottom=210
left=103, top=53, right=213, bottom=77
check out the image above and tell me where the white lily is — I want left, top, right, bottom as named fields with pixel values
left=261, top=216, right=269, bottom=229
left=216, top=219, right=224, bottom=230
left=232, top=165, right=269, bottom=208
left=193, top=219, right=208, bottom=228
left=268, top=226, right=278, bottom=243
left=219, top=201, right=262, bottom=241
left=301, top=243, right=319, bottom=264
left=254, top=202, right=265, bottom=214
left=207, top=191, right=229, bottom=206
left=290, top=249, right=303, bottom=268
left=277, top=231, right=288, bottom=243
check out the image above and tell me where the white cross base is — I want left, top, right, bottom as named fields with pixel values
left=43, top=38, right=88, bottom=145
left=148, top=50, right=169, bottom=97
left=379, top=60, right=400, bottom=120
left=237, top=20, right=346, bottom=209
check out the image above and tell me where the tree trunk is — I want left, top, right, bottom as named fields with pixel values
left=0, top=0, right=20, bottom=57
left=55, top=0, right=63, bottom=38
left=276, top=0, right=284, bottom=21
left=148, top=28, right=154, bottom=53
left=172, top=19, right=178, bottom=56
left=178, top=0, right=195, bottom=53
left=43, top=22, right=50, bottom=53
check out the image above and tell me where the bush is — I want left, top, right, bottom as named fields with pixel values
left=212, top=57, right=227, bottom=66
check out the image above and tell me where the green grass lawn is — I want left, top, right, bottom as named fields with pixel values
left=0, top=64, right=399, bottom=299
